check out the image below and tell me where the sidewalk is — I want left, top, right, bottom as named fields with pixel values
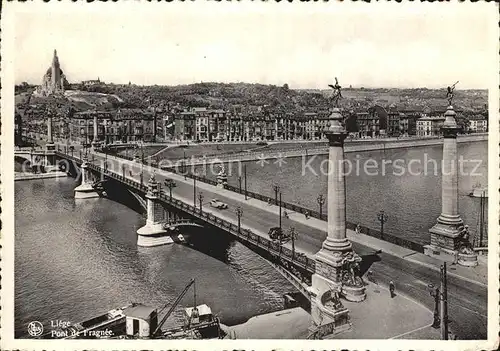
left=99, top=152, right=488, bottom=287
left=220, top=282, right=441, bottom=339
left=334, top=282, right=439, bottom=339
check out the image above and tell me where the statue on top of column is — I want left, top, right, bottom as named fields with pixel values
left=446, top=81, right=459, bottom=106
left=328, top=77, right=343, bottom=108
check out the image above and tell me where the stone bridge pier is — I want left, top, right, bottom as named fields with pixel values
left=74, top=156, right=100, bottom=199
left=137, top=173, right=173, bottom=247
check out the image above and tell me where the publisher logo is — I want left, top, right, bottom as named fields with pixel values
left=27, top=321, right=44, bottom=337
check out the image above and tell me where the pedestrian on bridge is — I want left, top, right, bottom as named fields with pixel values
left=304, top=210, right=310, bottom=220
left=367, top=270, right=374, bottom=283
left=389, top=280, right=395, bottom=298
left=355, top=224, right=361, bottom=234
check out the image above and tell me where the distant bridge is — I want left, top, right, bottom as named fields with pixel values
left=153, top=133, right=488, bottom=167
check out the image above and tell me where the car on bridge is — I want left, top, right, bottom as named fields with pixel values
left=210, top=199, right=228, bottom=209
left=268, top=227, right=290, bottom=242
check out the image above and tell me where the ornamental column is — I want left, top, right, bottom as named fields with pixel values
left=426, top=104, right=477, bottom=266
left=45, top=113, right=56, bottom=171
left=92, top=114, right=99, bottom=149
left=310, top=100, right=366, bottom=335
left=137, top=173, right=174, bottom=247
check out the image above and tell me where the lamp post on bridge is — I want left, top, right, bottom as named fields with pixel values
left=164, top=179, right=176, bottom=201
left=279, top=192, right=282, bottom=230
left=244, top=164, right=248, bottom=200
left=104, top=147, right=108, bottom=172
left=427, top=263, right=449, bottom=339
left=273, top=184, right=280, bottom=205
left=289, top=227, right=298, bottom=259
left=122, top=163, right=125, bottom=178
left=183, top=150, right=187, bottom=180
left=237, top=175, right=242, bottom=193
left=198, top=192, right=204, bottom=212
left=193, top=177, right=197, bottom=207
left=140, top=162, right=144, bottom=187
left=317, top=194, right=325, bottom=219
left=377, top=210, right=388, bottom=240
left=428, top=284, right=440, bottom=329
left=235, top=207, right=243, bottom=234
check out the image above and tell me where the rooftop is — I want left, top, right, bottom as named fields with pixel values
left=185, top=304, right=212, bottom=317
left=124, top=304, right=156, bottom=320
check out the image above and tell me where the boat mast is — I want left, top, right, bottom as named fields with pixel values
left=479, top=190, right=486, bottom=247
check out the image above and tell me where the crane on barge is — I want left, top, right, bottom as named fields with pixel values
left=152, top=278, right=197, bottom=337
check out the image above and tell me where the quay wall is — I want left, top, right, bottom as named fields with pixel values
left=176, top=134, right=488, bottom=165
left=344, top=133, right=487, bottom=153
left=14, top=171, right=68, bottom=181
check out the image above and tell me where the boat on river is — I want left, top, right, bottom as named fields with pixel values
left=39, top=279, right=224, bottom=339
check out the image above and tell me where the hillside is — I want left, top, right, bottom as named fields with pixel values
left=15, top=82, right=488, bottom=121
left=78, top=82, right=487, bottom=113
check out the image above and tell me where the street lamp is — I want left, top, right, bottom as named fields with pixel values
left=273, top=185, right=280, bottom=205
left=164, top=179, right=176, bottom=201
left=279, top=192, right=282, bottom=229
left=104, top=148, right=108, bottom=172
left=317, top=194, right=325, bottom=218
left=377, top=210, right=388, bottom=240
left=122, top=163, right=125, bottom=178
left=198, top=192, right=204, bottom=212
left=244, top=164, right=248, bottom=200
left=235, top=207, right=243, bottom=233
left=140, top=166, right=144, bottom=187
left=427, top=263, right=449, bottom=339
left=427, top=283, right=440, bottom=329
left=289, top=227, right=298, bottom=259
left=237, top=175, right=242, bottom=193
left=193, top=177, right=197, bottom=207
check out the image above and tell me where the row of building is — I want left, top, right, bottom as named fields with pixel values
left=18, top=104, right=488, bottom=146
left=169, top=105, right=488, bottom=142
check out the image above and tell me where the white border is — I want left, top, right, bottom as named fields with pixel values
left=1, top=2, right=499, bottom=350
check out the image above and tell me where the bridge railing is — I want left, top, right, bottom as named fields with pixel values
left=55, top=150, right=424, bottom=254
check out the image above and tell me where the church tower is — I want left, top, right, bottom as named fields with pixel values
left=51, top=49, right=61, bottom=91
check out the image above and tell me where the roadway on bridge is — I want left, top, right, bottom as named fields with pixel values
left=82, top=151, right=487, bottom=339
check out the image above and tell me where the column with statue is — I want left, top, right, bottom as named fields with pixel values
left=425, top=82, right=477, bottom=266
left=309, top=79, right=366, bottom=338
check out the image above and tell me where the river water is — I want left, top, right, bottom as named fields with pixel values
left=15, top=141, right=488, bottom=337
left=193, top=141, right=488, bottom=245
left=14, top=178, right=295, bottom=338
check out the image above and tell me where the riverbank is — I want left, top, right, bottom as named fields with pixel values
left=14, top=171, right=68, bottom=181
left=160, top=133, right=488, bottom=164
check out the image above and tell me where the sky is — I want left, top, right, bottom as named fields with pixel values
left=12, top=3, right=497, bottom=89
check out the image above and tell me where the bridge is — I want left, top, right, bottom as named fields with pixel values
left=15, top=146, right=56, bottom=168
left=55, top=150, right=317, bottom=295
left=147, top=133, right=488, bottom=167
left=16, top=110, right=489, bottom=338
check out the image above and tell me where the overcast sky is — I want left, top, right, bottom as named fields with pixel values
left=13, top=3, right=496, bottom=89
